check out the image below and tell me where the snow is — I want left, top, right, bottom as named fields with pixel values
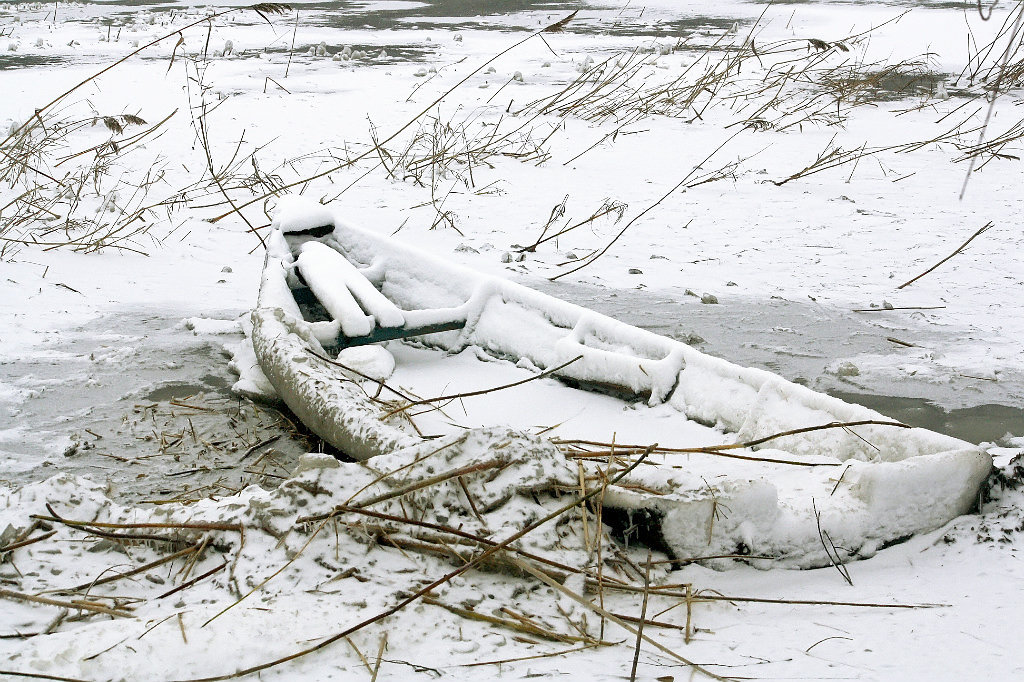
left=300, top=240, right=406, bottom=330
left=296, top=243, right=377, bottom=337
left=2, top=0, right=1024, bottom=679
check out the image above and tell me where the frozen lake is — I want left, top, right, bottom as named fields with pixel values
left=1, top=0, right=1020, bottom=496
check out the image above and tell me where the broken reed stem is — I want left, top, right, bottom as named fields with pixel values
left=557, top=419, right=909, bottom=464
left=643, top=553, right=772, bottom=566
left=461, top=643, right=600, bottom=668
left=284, top=9, right=299, bottom=79
left=0, top=672, right=89, bottom=682
left=508, top=556, right=731, bottom=682
left=298, top=504, right=619, bottom=584
left=814, top=499, right=853, bottom=586
left=0, top=530, right=57, bottom=554
left=456, top=475, right=485, bottom=523
left=896, top=221, right=993, bottom=289
left=51, top=542, right=204, bottom=594
left=345, top=637, right=372, bottom=675
left=0, top=588, right=133, bottom=619
left=425, top=597, right=596, bottom=644
left=355, top=523, right=554, bottom=579
left=596, top=442, right=613, bottom=640
left=342, top=459, right=503, bottom=511
left=606, top=611, right=689, bottom=631
left=158, top=562, right=227, bottom=600
left=170, top=446, right=654, bottom=682
left=698, top=593, right=944, bottom=608
left=593, top=581, right=942, bottom=608
left=685, top=584, right=694, bottom=644
left=369, top=632, right=387, bottom=682
left=31, top=514, right=242, bottom=534
left=577, top=460, right=591, bottom=553
left=381, top=354, right=583, bottom=418
left=238, top=435, right=283, bottom=461
left=564, top=446, right=835, bottom=467
left=628, top=552, right=653, bottom=682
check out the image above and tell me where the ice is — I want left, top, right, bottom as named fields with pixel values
left=183, top=316, right=241, bottom=335
left=250, top=306, right=416, bottom=460
left=225, top=317, right=277, bottom=401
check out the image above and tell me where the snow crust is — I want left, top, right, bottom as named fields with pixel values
left=271, top=194, right=334, bottom=234
left=301, top=240, right=406, bottom=329
left=296, top=241, right=377, bottom=337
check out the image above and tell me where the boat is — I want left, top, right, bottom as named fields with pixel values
left=250, top=195, right=992, bottom=569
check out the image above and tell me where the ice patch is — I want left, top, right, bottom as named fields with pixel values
left=184, top=317, right=243, bottom=336
left=0, top=380, right=28, bottom=405
left=226, top=315, right=277, bottom=401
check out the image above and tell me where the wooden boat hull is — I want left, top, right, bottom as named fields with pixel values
left=252, top=197, right=992, bottom=568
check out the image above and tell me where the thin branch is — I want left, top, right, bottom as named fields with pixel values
left=510, top=557, right=731, bottom=682
left=896, top=221, right=993, bottom=289
left=0, top=589, right=133, bottom=619
left=50, top=543, right=204, bottom=594
left=557, top=419, right=909, bottom=464
left=381, top=355, right=582, bottom=418
left=628, top=552, right=653, bottom=682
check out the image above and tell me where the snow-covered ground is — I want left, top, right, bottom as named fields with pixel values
left=2, top=0, right=1023, bottom=680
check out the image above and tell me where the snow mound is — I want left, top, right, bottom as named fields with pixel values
left=271, top=194, right=333, bottom=233
left=0, top=427, right=638, bottom=680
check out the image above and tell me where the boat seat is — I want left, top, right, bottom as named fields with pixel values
left=291, top=241, right=466, bottom=349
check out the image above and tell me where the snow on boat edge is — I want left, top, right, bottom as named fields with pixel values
left=251, top=196, right=992, bottom=569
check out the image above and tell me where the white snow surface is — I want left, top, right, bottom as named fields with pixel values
left=2, top=0, right=1024, bottom=680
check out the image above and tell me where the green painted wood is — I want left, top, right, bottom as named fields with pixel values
left=289, top=286, right=466, bottom=347
left=337, top=319, right=467, bottom=348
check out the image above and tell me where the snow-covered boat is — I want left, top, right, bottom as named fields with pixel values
left=250, top=196, right=992, bottom=568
